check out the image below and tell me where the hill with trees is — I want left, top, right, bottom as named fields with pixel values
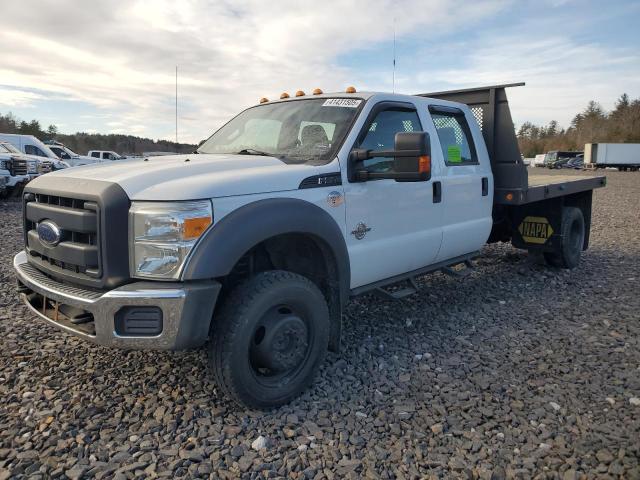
left=517, top=94, right=640, bottom=157
left=0, top=112, right=196, bottom=155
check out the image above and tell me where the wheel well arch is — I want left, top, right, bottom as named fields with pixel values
left=182, top=198, right=350, bottom=351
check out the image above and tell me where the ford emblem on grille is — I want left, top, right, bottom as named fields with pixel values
left=37, top=220, right=62, bottom=246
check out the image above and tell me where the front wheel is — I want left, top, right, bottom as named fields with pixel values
left=543, top=207, right=585, bottom=269
left=208, top=270, right=329, bottom=409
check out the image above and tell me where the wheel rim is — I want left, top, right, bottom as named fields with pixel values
left=248, top=305, right=312, bottom=386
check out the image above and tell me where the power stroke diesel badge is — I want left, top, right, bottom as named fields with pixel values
left=351, top=222, right=371, bottom=240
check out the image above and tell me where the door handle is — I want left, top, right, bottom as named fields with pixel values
left=481, top=177, right=489, bottom=196
left=433, top=181, right=442, bottom=203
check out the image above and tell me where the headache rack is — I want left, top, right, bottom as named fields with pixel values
left=416, top=83, right=531, bottom=204
left=416, top=83, right=606, bottom=205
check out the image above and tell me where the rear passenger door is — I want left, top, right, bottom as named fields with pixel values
left=429, top=105, right=493, bottom=261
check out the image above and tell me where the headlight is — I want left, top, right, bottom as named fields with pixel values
left=28, top=161, right=37, bottom=174
left=129, top=200, right=213, bottom=279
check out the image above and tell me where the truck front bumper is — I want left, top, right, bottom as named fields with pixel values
left=13, top=251, right=220, bottom=350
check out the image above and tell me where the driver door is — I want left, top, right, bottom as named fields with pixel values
left=343, top=101, right=443, bottom=289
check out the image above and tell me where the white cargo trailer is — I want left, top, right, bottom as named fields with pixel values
left=585, top=143, right=640, bottom=171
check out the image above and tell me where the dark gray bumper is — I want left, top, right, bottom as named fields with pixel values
left=14, top=251, right=220, bottom=350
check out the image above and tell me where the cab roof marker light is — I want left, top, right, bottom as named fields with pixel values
left=345, top=86, right=356, bottom=93
left=295, top=90, right=305, bottom=97
left=312, top=88, right=323, bottom=95
left=280, top=92, right=290, bottom=99
left=259, top=97, right=269, bottom=103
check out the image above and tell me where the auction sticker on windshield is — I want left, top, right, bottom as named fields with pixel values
left=322, top=98, right=362, bottom=108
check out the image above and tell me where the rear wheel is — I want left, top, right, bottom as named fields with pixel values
left=208, top=270, right=329, bottom=409
left=543, top=207, right=585, bottom=269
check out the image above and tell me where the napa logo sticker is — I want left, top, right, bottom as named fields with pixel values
left=518, top=216, right=554, bottom=244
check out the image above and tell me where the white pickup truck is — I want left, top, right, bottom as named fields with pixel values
left=47, top=143, right=99, bottom=167
left=14, top=84, right=605, bottom=408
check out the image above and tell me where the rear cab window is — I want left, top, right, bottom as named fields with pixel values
left=429, top=106, right=478, bottom=166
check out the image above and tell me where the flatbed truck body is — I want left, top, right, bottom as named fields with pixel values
left=13, top=83, right=605, bottom=408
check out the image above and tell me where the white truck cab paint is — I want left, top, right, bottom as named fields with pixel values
left=14, top=85, right=605, bottom=409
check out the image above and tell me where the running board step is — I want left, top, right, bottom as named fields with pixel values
left=374, top=277, right=420, bottom=300
left=441, top=259, right=475, bottom=278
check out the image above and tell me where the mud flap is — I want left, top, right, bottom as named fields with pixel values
left=509, top=199, right=563, bottom=252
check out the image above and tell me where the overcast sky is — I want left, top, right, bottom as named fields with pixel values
left=1, top=0, right=639, bottom=144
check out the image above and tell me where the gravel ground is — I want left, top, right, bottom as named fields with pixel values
left=1, top=169, right=639, bottom=479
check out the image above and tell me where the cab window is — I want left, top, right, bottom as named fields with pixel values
left=358, top=107, right=422, bottom=173
left=430, top=107, right=477, bottom=165
left=53, top=148, right=70, bottom=159
left=91, top=152, right=100, bottom=158
left=25, top=145, right=46, bottom=157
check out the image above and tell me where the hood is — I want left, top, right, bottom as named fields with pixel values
left=42, top=153, right=339, bottom=200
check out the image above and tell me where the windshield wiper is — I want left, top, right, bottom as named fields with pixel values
left=235, top=148, right=276, bottom=157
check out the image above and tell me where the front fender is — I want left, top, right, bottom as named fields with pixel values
left=181, top=198, right=350, bottom=301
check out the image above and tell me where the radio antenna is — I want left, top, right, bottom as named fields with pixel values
left=392, top=17, right=396, bottom=93
left=175, top=65, right=178, bottom=144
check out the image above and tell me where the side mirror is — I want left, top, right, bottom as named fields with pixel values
left=351, top=131, right=431, bottom=182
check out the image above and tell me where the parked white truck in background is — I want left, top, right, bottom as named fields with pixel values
left=532, top=154, right=546, bottom=167
left=47, top=142, right=101, bottom=167
left=14, top=84, right=606, bottom=408
left=87, top=150, right=126, bottom=161
left=0, top=142, right=33, bottom=193
left=0, top=141, right=48, bottom=193
left=585, top=143, right=640, bottom=171
left=0, top=134, right=68, bottom=171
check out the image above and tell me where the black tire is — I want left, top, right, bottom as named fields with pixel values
left=543, top=207, right=585, bottom=269
left=208, top=270, right=329, bottom=409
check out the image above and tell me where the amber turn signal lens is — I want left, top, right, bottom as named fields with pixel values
left=312, top=88, right=323, bottom=95
left=505, top=192, right=514, bottom=201
left=280, top=92, right=290, bottom=99
left=295, top=90, right=305, bottom=97
left=183, top=216, right=212, bottom=239
left=345, top=86, right=356, bottom=93
left=419, top=155, right=431, bottom=174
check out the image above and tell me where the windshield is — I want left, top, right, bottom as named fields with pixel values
left=197, top=98, right=363, bottom=164
left=2, top=143, right=21, bottom=154
left=62, top=146, right=78, bottom=156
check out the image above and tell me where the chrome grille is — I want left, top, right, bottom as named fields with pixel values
left=11, top=158, right=28, bottom=176
left=38, top=161, right=53, bottom=174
